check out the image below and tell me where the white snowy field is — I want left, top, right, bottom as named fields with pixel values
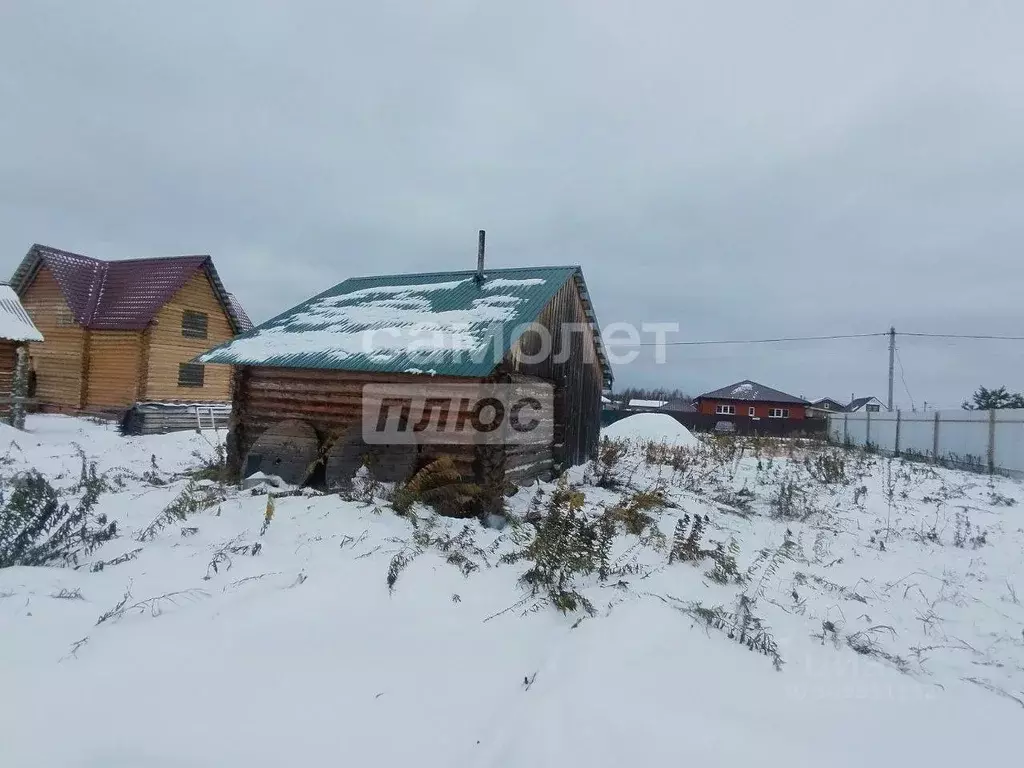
left=2, top=414, right=1023, bottom=767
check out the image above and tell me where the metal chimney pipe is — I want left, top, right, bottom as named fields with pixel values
left=476, top=230, right=486, bottom=280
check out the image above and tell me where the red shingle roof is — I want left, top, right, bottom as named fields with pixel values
left=227, top=293, right=254, bottom=332
left=10, top=244, right=247, bottom=333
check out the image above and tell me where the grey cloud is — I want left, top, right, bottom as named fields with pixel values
left=2, top=0, right=1023, bottom=408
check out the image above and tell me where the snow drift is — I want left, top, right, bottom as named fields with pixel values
left=602, top=412, right=701, bottom=448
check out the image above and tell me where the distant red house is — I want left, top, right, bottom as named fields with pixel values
left=694, top=380, right=810, bottom=422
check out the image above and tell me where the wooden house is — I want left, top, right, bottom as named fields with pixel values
left=9, top=244, right=250, bottom=414
left=198, top=253, right=612, bottom=497
left=0, top=284, right=44, bottom=419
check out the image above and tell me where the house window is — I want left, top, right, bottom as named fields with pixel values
left=182, top=310, right=209, bottom=339
left=866, top=404, right=880, bottom=412
left=748, top=407, right=756, bottom=417
left=822, top=403, right=831, bottom=409
left=768, top=408, right=790, bottom=418
left=716, top=404, right=736, bottom=415
left=178, top=363, right=205, bottom=387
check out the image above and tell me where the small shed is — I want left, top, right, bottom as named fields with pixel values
left=626, top=398, right=669, bottom=411
left=0, top=284, right=44, bottom=424
left=198, top=255, right=613, bottom=498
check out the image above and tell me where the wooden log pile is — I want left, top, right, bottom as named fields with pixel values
left=119, top=402, right=232, bottom=436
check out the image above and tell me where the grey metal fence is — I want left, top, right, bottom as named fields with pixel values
left=827, top=408, right=1024, bottom=478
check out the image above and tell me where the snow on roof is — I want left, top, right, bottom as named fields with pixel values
left=628, top=399, right=668, bottom=409
left=698, top=379, right=808, bottom=405
left=198, top=267, right=586, bottom=377
left=0, top=285, right=43, bottom=342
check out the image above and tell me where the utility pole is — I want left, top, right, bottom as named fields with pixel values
left=887, top=326, right=896, bottom=412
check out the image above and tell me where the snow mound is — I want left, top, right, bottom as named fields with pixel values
left=602, top=413, right=700, bottom=448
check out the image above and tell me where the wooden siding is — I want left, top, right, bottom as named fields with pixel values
left=0, top=340, right=17, bottom=414
left=505, top=273, right=605, bottom=473
left=144, top=270, right=234, bottom=402
left=18, top=265, right=86, bottom=410
left=85, top=331, right=142, bottom=408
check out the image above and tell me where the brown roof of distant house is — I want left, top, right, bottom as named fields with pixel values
left=10, top=244, right=246, bottom=333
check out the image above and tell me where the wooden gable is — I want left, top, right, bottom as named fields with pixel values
left=18, top=265, right=87, bottom=409
left=142, top=269, right=235, bottom=402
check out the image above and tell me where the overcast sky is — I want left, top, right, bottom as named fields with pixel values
left=2, top=1, right=1022, bottom=408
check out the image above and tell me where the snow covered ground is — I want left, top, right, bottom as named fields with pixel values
left=2, top=414, right=1023, bottom=767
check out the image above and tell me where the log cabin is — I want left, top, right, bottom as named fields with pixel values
left=197, top=242, right=613, bottom=498
left=9, top=244, right=251, bottom=414
left=0, top=284, right=44, bottom=421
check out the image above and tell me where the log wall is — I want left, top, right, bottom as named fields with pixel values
left=18, top=265, right=86, bottom=410
left=85, top=331, right=142, bottom=408
left=0, top=340, right=17, bottom=414
left=226, top=367, right=490, bottom=484
left=505, top=273, right=605, bottom=473
left=145, top=270, right=234, bottom=402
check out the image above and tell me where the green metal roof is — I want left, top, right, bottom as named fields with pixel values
left=197, top=266, right=613, bottom=383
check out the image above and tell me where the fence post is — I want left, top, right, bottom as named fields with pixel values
left=932, top=411, right=941, bottom=463
left=894, top=410, right=901, bottom=457
left=987, top=409, right=997, bottom=474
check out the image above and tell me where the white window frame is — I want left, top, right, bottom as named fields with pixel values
left=768, top=408, right=790, bottom=419
left=715, top=404, right=736, bottom=415
left=748, top=406, right=756, bottom=417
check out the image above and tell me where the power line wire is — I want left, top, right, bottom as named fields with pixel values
left=637, top=332, right=886, bottom=347
left=629, top=329, right=1024, bottom=348
left=899, top=332, right=1024, bottom=341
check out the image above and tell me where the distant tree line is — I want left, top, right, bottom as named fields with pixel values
left=613, top=387, right=692, bottom=403
left=962, top=386, right=1024, bottom=410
